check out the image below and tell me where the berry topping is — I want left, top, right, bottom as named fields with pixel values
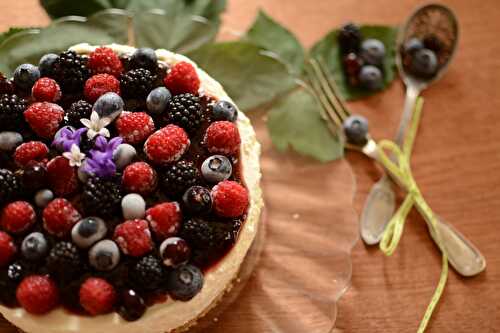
left=201, top=155, right=232, bottom=183
left=165, top=93, right=203, bottom=132
left=146, top=87, right=171, bottom=115
left=88, top=47, right=124, bottom=77
left=183, top=186, right=212, bottom=215
left=130, top=48, right=158, bottom=71
left=0, top=94, right=27, bottom=131
left=89, top=239, right=120, bottom=271
left=0, top=169, right=20, bottom=206
left=359, top=65, right=383, bottom=91
left=13, top=64, right=40, bottom=90
left=144, top=125, right=190, bottom=164
left=115, top=111, right=155, bottom=144
left=160, top=237, right=190, bottom=267
left=1, top=201, right=36, bottom=234
left=14, top=141, right=48, bottom=167
left=46, top=241, right=82, bottom=282
left=52, top=51, right=90, bottom=93
left=38, top=53, right=58, bottom=77
left=118, top=289, right=146, bottom=322
left=167, top=264, right=203, bottom=301
left=24, top=102, right=64, bottom=139
left=0, top=231, right=16, bottom=267
left=16, top=275, right=59, bottom=314
left=32, top=77, right=61, bottom=102
left=211, top=180, right=248, bottom=218
left=146, top=202, right=182, bottom=240
left=114, top=219, right=153, bottom=257
left=71, top=217, right=107, bottom=249
left=84, top=74, right=121, bottom=103
left=122, top=162, right=157, bottom=195
left=21, top=232, right=49, bottom=261
left=120, top=68, right=156, bottom=99
left=204, top=121, right=241, bottom=155
left=65, top=100, right=92, bottom=127
left=160, top=160, right=200, bottom=197
left=79, top=277, right=117, bottom=316
left=360, top=38, right=386, bottom=66
left=131, top=255, right=167, bottom=291
left=338, top=22, right=362, bottom=54
left=163, top=61, right=200, bottom=95
left=81, top=177, right=123, bottom=217
left=121, top=193, right=146, bottom=220
left=92, top=92, right=124, bottom=121
left=212, top=100, right=238, bottom=122
left=343, top=115, right=369, bottom=145
left=47, top=156, right=79, bottom=196
left=42, top=198, right=81, bottom=237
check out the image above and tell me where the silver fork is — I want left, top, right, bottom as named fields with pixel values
left=305, top=57, right=485, bottom=277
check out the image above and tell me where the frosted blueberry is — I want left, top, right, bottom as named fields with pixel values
left=0, top=131, right=23, bottom=151
left=201, top=155, right=232, bottom=183
left=146, top=87, right=171, bottom=114
left=167, top=264, right=204, bottom=301
left=113, top=143, right=137, bottom=170
left=360, top=39, right=386, bottom=66
left=21, top=232, right=49, bottom=261
left=359, top=65, right=383, bottom=91
left=121, top=193, right=146, bottom=220
left=403, top=37, right=424, bottom=55
left=71, top=217, right=107, bottom=249
left=212, top=100, right=238, bottom=122
left=89, top=239, right=120, bottom=271
left=343, top=115, right=369, bottom=145
left=34, top=189, right=54, bottom=208
left=93, top=92, right=124, bottom=121
left=38, top=53, right=58, bottom=77
left=130, top=48, right=158, bottom=71
left=13, top=64, right=40, bottom=90
left=410, top=48, right=438, bottom=78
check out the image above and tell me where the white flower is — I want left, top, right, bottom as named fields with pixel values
left=80, top=111, right=112, bottom=140
left=63, top=144, right=86, bottom=167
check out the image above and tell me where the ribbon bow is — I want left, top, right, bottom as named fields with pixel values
left=375, top=97, right=448, bottom=333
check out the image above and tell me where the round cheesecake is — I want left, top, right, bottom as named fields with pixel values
left=0, top=44, right=263, bottom=333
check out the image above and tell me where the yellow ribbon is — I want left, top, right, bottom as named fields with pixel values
left=375, top=97, right=448, bottom=333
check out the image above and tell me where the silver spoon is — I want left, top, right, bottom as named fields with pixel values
left=360, top=4, right=485, bottom=276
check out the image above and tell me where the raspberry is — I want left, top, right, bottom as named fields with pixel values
left=0, top=201, right=36, bottom=234
left=42, top=198, right=81, bottom=237
left=144, top=125, right=190, bottom=164
left=0, top=231, right=16, bottom=267
left=211, top=180, right=249, bottom=218
left=84, top=74, right=121, bottom=103
left=204, top=121, right=241, bottom=155
left=14, top=141, right=49, bottom=167
left=88, top=47, right=124, bottom=78
left=114, top=219, right=153, bottom=257
left=47, top=156, right=79, bottom=196
left=79, top=277, right=117, bottom=316
left=122, top=162, right=157, bottom=195
left=16, top=275, right=59, bottom=314
left=31, top=78, right=61, bottom=102
left=115, top=112, right=155, bottom=144
left=146, top=202, right=182, bottom=240
left=24, top=102, right=64, bottom=139
left=163, top=61, right=200, bottom=95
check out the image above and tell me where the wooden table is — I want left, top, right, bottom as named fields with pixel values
left=1, top=0, right=500, bottom=332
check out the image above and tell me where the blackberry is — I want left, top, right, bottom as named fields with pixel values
left=82, top=177, right=123, bottom=217
left=0, top=169, right=20, bottom=206
left=65, top=100, right=92, bottom=127
left=46, top=241, right=82, bottom=282
left=120, top=68, right=156, bottom=99
left=0, top=262, right=27, bottom=306
left=131, top=255, right=167, bottom=291
left=160, top=160, right=200, bottom=197
left=165, top=93, right=203, bottom=132
left=0, top=73, right=14, bottom=95
left=79, top=135, right=96, bottom=154
left=338, top=23, right=362, bottom=54
left=0, top=94, right=27, bottom=131
left=52, top=51, right=90, bottom=93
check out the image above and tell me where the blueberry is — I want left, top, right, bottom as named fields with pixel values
left=38, top=53, right=58, bottom=77
left=113, top=143, right=136, bottom=170
left=121, top=193, right=146, bottom=220
left=0, top=131, right=23, bottom=151
left=201, top=155, right=232, bottom=183
left=130, top=48, right=158, bottom=71
left=360, top=38, right=386, bottom=66
left=89, top=239, right=120, bottom=271
left=359, top=65, right=383, bottom=91
left=403, top=37, right=424, bottom=55
left=343, top=115, right=369, bottom=145
left=93, top=92, right=124, bottom=121
left=118, top=289, right=146, bottom=321
left=21, top=232, right=49, bottom=261
left=167, top=264, right=204, bottom=301
left=13, top=64, right=40, bottom=90
left=72, top=217, right=107, bottom=249
left=34, top=189, right=53, bottom=208
left=182, top=186, right=212, bottom=215
left=146, top=87, right=171, bottom=115
left=160, top=237, right=191, bottom=267
left=410, top=48, right=438, bottom=78
left=212, top=100, right=238, bottom=122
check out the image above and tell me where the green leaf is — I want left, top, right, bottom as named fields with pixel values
left=0, top=27, right=38, bottom=45
left=245, top=10, right=304, bottom=75
left=267, top=87, right=344, bottom=162
left=187, top=41, right=296, bottom=111
left=310, top=25, right=398, bottom=100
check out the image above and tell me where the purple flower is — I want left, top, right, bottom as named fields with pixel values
left=81, top=136, right=123, bottom=178
left=52, top=127, right=87, bottom=152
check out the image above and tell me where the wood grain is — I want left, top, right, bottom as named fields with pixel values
left=0, top=0, right=499, bottom=332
